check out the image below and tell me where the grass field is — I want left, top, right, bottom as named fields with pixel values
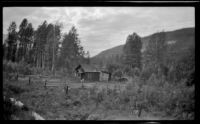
left=3, top=75, right=129, bottom=120
left=3, top=74, right=192, bottom=120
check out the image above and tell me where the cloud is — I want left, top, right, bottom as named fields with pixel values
left=3, top=7, right=195, bottom=56
left=77, top=7, right=194, bottom=56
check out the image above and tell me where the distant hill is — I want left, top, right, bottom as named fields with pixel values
left=92, top=45, right=124, bottom=60
left=91, top=27, right=195, bottom=65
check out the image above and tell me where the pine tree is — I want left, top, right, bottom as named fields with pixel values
left=143, top=31, right=167, bottom=76
left=33, top=21, right=48, bottom=68
left=45, top=23, right=61, bottom=71
left=6, top=21, right=18, bottom=62
left=18, top=18, right=34, bottom=62
left=123, top=32, right=142, bottom=69
left=59, top=26, right=85, bottom=72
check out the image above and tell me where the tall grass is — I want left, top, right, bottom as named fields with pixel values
left=73, top=74, right=194, bottom=120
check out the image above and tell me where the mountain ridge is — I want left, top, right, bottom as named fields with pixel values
left=91, top=27, right=195, bottom=64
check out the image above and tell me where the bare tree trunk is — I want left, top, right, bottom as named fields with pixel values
left=15, top=46, right=18, bottom=62
left=44, top=52, right=46, bottom=68
left=42, top=51, right=45, bottom=69
left=37, top=53, right=39, bottom=68
left=51, top=25, right=55, bottom=75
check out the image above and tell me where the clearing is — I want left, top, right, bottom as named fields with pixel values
left=3, top=75, right=175, bottom=120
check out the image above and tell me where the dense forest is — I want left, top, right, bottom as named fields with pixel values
left=3, top=19, right=90, bottom=75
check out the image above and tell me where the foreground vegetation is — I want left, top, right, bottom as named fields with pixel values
left=3, top=60, right=194, bottom=120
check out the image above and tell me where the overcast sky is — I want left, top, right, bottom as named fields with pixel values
left=3, top=7, right=195, bottom=57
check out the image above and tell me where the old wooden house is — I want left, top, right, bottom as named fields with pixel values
left=75, top=64, right=111, bottom=82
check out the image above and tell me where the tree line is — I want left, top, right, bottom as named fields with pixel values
left=3, top=18, right=90, bottom=74
left=105, top=31, right=194, bottom=85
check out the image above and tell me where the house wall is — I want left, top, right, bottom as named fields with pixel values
left=84, top=72, right=100, bottom=81
left=100, top=72, right=109, bottom=81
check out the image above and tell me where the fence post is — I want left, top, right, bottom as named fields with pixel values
left=29, top=77, right=31, bottom=85
left=81, top=79, right=84, bottom=88
left=44, top=80, right=47, bottom=89
left=15, top=73, right=18, bottom=81
left=66, top=85, right=68, bottom=95
left=138, top=105, right=142, bottom=117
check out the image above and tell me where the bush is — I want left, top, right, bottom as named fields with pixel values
left=140, top=67, right=153, bottom=81
left=4, top=83, right=29, bottom=96
left=122, top=66, right=135, bottom=77
left=133, top=67, right=141, bottom=77
left=120, top=74, right=194, bottom=119
left=144, top=75, right=194, bottom=119
left=112, top=69, right=123, bottom=80
left=3, top=60, right=33, bottom=75
left=3, top=60, right=18, bottom=73
left=17, top=61, right=32, bottom=75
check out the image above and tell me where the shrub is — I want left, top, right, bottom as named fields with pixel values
left=133, top=67, right=141, bottom=77
left=122, top=66, right=135, bottom=77
left=140, top=67, right=152, bottom=81
left=113, top=69, right=123, bottom=80
left=3, top=60, right=18, bottom=73
left=144, top=75, right=194, bottom=119
left=121, top=72, right=194, bottom=119
left=3, top=60, right=33, bottom=75
left=17, top=61, right=32, bottom=75
left=6, top=84, right=29, bottom=95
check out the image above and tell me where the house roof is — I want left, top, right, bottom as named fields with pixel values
left=79, top=64, right=99, bottom=72
left=75, top=64, right=111, bottom=73
left=101, top=71, right=111, bottom=74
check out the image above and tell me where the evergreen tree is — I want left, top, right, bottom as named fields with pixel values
left=123, top=32, right=142, bottom=69
left=33, top=21, right=48, bottom=68
left=59, top=26, right=85, bottom=72
left=6, top=21, right=18, bottom=62
left=18, top=18, right=34, bottom=62
left=143, top=31, right=167, bottom=76
left=45, top=23, right=61, bottom=71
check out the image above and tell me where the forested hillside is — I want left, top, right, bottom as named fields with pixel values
left=91, top=27, right=194, bottom=66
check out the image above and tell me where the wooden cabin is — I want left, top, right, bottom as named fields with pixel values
left=75, top=64, right=111, bottom=82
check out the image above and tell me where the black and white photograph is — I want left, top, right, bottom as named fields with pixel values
left=3, top=7, right=195, bottom=120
